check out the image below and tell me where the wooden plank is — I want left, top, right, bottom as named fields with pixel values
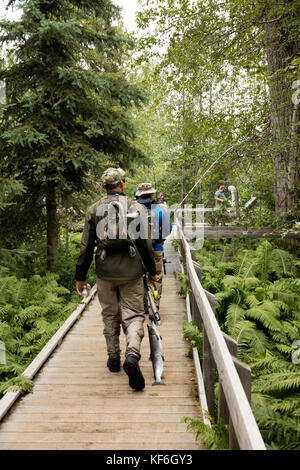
left=0, top=431, right=201, bottom=443
left=6, top=412, right=201, bottom=423
left=218, top=334, right=238, bottom=425
left=1, top=421, right=191, bottom=433
left=179, top=226, right=265, bottom=450
left=202, top=329, right=215, bottom=420
left=222, top=333, right=238, bottom=356
left=0, top=441, right=201, bottom=451
left=13, top=397, right=200, bottom=407
left=229, top=357, right=252, bottom=450
left=1, top=404, right=199, bottom=414
left=192, top=347, right=211, bottom=427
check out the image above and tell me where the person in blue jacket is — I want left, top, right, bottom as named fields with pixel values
left=136, top=182, right=172, bottom=308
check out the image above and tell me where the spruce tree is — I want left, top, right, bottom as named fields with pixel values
left=0, top=0, right=148, bottom=270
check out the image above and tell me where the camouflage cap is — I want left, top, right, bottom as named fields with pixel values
left=117, top=167, right=125, bottom=179
left=101, top=167, right=125, bottom=186
left=136, top=182, right=156, bottom=197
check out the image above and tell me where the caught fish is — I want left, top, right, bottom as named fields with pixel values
left=147, top=323, right=165, bottom=386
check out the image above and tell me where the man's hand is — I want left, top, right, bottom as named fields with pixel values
left=149, top=274, right=159, bottom=282
left=76, top=280, right=89, bottom=296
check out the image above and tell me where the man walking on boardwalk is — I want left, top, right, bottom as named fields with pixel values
left=136, top=182, right=172, bottom=309
left=75, top=168, right=158, bottom=391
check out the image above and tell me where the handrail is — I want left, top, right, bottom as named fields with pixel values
left=177, top=223, right=266, bottom=450
left=0, top=285, right=97, bottom=422
left=181, top=263, right=211, bottom=427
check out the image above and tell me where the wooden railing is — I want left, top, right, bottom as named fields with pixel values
left=175, top=221, right=266, bottom=450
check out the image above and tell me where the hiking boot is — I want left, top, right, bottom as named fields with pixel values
left=123, top=354, right=145, bottom=391
left=107, top=356, right=121, bottom=372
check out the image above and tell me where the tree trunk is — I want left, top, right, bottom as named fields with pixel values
left=46, top=183, right=58, bottom=272
left=263, top=2, right=300, bottom=219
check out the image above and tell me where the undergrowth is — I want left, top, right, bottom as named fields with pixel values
left=0, top=268, right=78, bottom=397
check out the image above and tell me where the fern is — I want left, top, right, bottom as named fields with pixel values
left=250, top=350, right=296, bottom=373
left=0, top=375, right=33, bottom=395
left=194, top=238, right=300, bottom=450
left=245, top=300, right=282, bottom=331
left=229, top=319, right=270, bottom=354
left=14, top=305, right=46, bottom=328
left=0, top=269, right=77, bottom=398
left=0, top=363, right=23, bottom=378
left=267, top=278, right=300, bottom=319
left=224, top=303, right=246, bottom=331
left=239, top=241, right=296, bottom=283
left=269, top=394, right=300, bottom=414
left=271, top=248, right=297, bottom=278
left=251, top=394, right=300, bottom=450
left=182, top=415, right=229, bottom=450
left=174, top=272, right=191, bottom=296
left=252, top=371, right=300, bottom=395
left=183, top=321, right=203, bottom=359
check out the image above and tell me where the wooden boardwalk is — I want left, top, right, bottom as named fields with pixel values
left=0, top=241, right=204, bottom=450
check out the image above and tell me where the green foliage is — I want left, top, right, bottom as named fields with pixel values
left=182, top=415, right=229, bottom=450
left=251, top=393, right=300, bottom=450
left=135, top=0, right=300, bottom=220
left=174, top=271, right=190, bottom=297
left=182, top=321, right=203, bottom=359
left=0, top=375, right=33, bottom=396
left=0, top=269, right=77, bottom=397
left=0, top=0, right=150, bottom=264
left=238, top=241, right=297, bottom=282
left=55, top=231, right=96, bottom=295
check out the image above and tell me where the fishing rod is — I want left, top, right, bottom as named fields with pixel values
left=126, top=211, right=165, bottom=386
left=177, top=136, right=255, bottom=207
left=126, top=213, right=161, bottom=326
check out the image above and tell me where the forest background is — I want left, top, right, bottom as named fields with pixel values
left=0, top=0, right=299, bottom=273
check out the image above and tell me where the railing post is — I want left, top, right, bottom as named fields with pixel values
left=191, top=261, right=203, bottom=328
left=217, top=333, right=252, bottom=449
left=218, top=334, right=238, bottom=426
left=229, top=358, right=252, bottom=450
left=189, top=255, right=215, bottom=420
left=189, top=243, right=197, bottom=262
left=202, top=290, right=216, bottom=421
left=202, top=329, right=215, bottom=420
left=180, top=239, right=186, bottom=266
